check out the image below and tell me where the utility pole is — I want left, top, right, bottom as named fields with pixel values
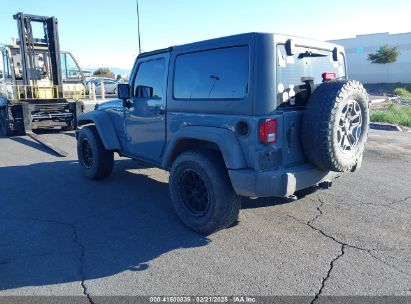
left=136, top=0, right=142, bottom=54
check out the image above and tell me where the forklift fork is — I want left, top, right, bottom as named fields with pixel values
left=21, top=102, right=68, bottom=157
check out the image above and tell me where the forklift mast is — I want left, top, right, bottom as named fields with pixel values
left=13, top=12, right=62, bottom=96
left=0, top=13, right=84, bottom=157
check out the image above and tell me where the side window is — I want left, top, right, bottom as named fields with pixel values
left=2, top=49, right=12, bottom=79
left=60, top=53, right=81, bottom=82
left=174, top=46, right=249, bottom=100
left=133, top=59, right=165, bottom=99
left=276, top=44, right=346, bottom=106
left=60, top=53, right=67, bottom=81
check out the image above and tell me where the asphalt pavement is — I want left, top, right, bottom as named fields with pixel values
left=0, top=129, right=410, bottom=301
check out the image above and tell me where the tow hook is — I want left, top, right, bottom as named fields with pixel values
left=318, top=181, right=332, bottom=189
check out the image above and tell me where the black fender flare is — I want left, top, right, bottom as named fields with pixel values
left=77, top=111, right=121, bottom=151
left=162, top=126, right=247, bottom=169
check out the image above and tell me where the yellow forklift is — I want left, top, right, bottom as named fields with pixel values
left=0, top=12, right=85, bottom=156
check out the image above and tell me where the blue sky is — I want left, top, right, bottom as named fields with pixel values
left=1, top=0, right=410, bottom=69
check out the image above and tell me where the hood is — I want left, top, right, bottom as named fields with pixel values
left=94, top=99, right=123, bottom=111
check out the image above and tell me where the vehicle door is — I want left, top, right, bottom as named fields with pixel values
left=123, top=53, right=168, bottom=162
left=109, top=81, right=117, bottom=93
left=104, top=80, right=115, bottom=93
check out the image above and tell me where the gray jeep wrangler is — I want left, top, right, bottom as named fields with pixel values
left=76, top=33, right=369, bottom=234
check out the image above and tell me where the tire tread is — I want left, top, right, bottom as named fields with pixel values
left=169, top=149, right=241, bottom=235
left=302, top=80, right=369, bottom=172
left=77, top=126, right=114, bottom=179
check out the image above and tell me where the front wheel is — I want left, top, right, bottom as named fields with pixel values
left=77, top=126, right=114, bottom=179
left=169, top=150, right=241, bottom=235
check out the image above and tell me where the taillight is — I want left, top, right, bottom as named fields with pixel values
left=259, top=118, right=277, bottom=144
left=322, top=72, right=336, bottom=82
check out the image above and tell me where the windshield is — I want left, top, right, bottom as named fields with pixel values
left=276, top=44, right=346, bottom=106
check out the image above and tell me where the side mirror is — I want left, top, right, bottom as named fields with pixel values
left=118, top=83, right=130, bottom=100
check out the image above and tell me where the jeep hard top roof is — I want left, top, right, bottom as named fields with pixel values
left=138, top=32, right=344, bottom=59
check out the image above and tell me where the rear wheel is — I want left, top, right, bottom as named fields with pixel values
left=169, top=150, right=241, bottom=235
left=77, top=126, right=114, bottom=179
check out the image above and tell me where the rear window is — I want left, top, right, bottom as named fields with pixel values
left=174, top=46, right=249, bottom=100
left=276, top=44, right=346, bottom=106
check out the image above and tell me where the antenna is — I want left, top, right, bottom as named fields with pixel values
left=136, top=0, right=142, bottom=54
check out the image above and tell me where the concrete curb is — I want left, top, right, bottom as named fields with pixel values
left=370, top=98, right=386, bottom=104
left=369, top=123, right=403, bottom=131
left=369, top=96, right=400, bottom=104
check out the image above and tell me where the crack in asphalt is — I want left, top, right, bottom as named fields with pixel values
left=387, top=196, right=411, bottom=207
left=287, top=195, right=411, bottom=303
left=0, top=216, right=94, bottom=303
left=366, top=250, right=410, bottom=276
left=346, top=195, right=411, bottom=210
left=67, top=222, right=94, bottom=304
left=310, top=244, right=345, bottom=304
left=307, top=195, right=324, bottom=226
left=286, top=213, right=348, bottom=303
left=81, top=280, right=94, bottom=304
left=2, top=191, right=409, bottom=300
left=34, top=219, right=95, bottom=304
left=350, top=198, right=395, bottom=209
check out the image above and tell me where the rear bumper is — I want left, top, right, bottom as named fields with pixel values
left=228, top=164, right=341, bottom=197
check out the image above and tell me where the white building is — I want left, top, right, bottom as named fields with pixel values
left=330, top=32, right=411, bottom=84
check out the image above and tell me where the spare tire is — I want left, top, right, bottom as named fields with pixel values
left=302, top=80, right=369, bottom=172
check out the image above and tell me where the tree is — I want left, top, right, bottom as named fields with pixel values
left=93, top=67, right=113, bottom=76
left=367, top=44, right=399, bottom=64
